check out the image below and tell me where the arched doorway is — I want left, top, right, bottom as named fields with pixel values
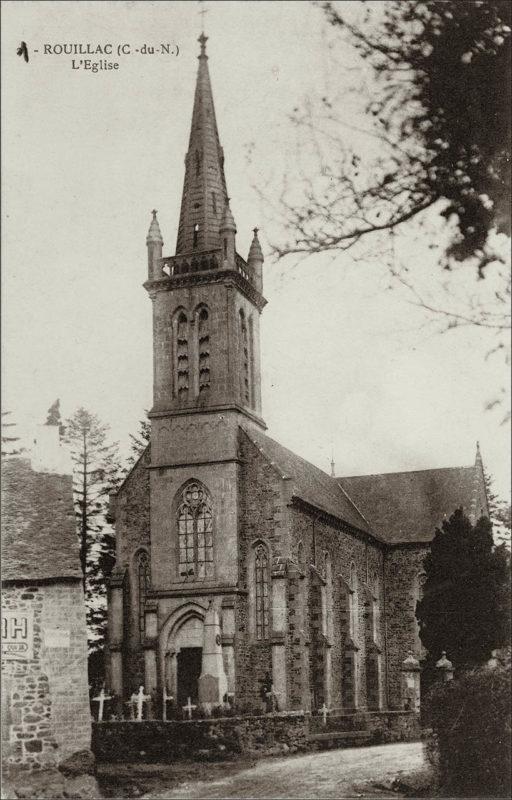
left=160, top=606, right=206, bottom=705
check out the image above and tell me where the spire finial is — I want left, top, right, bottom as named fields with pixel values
left=475, top=440, right=483, bottom=466
left=146, top=209, right=163, bottom=244
left=198, top=0, right=209, bottom=34
left=330, top=447, right=335, bottom=478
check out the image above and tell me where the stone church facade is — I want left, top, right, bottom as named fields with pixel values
left=106, top=35, right=489, bottom=714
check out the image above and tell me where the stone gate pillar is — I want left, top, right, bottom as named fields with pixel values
left=401, top=651, right=421, bottom=712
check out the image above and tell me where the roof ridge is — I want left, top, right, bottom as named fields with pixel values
left=339, top=464, right=475, bottom=480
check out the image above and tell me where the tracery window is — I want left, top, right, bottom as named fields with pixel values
left=137, top=551, right=150, bottom=641
left=254, top=543, right=270, bottom=640
left=177, top=482, right=213, bottom=580
left=239, top=310, right=250, bottom=404
left=198, top=308, right=210, bottom=392
left=176, top=312, right=189, bottom=399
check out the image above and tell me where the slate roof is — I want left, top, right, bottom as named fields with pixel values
left=241, top=427, right=376, bottom=538
left=339, top=465, right=479, bottom=544
left=1, top=457, right=82, bottom=582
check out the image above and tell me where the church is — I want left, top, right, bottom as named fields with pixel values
left=106, top=34, right=488, bottom=715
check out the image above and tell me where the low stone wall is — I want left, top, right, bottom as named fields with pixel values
left=308, top=710, right=420, bottom=741
left=92, top=712, right=308, bottom=762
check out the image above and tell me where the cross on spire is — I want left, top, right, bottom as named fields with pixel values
left=198, top=1, right=209, bottom=33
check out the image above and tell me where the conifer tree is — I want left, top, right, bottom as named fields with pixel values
left=64, top=407, right=122, bottom=650
left=123, top=414, right=151, bottom=474
left=417, top=508, right=511, bottom=670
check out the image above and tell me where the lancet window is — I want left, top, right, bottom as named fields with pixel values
left=193, top=223, right=199, bottom=249
left=239, top=310, right=250, bottom=404
left=198, top=308, right=210, bottom=392
left=372, top=572, right=381, bottom=643
left=136, top=550, right=150, bottom=642
left=177, top=482, right=213, bottom=580
left=176, top=312, right=189, bottom=399
left=254, top=543, right=270, bottom=640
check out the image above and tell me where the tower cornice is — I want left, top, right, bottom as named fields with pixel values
left=143, top=269, right=267, bottom=312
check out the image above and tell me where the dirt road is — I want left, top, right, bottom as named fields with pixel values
left=143, top=742, right=425, bottom=799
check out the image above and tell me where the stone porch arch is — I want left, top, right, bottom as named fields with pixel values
left=159, top=601, right=208, bottom=698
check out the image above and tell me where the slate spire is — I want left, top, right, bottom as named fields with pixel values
left=175, top=34, right=230, bottom=255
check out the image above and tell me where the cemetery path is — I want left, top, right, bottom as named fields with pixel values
left=143, top=741, right=425, bottom=799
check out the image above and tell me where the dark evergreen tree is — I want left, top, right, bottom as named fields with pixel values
left=64, top=408, right=122, bottom=651
left=1, top=411, right=24, bottom=456
left=417, top=508, right=511, bottom=670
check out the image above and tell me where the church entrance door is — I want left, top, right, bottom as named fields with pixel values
left=177, top=647, right=202, bottom=705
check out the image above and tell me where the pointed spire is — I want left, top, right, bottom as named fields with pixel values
left=330, top=449, right=335, bottom=478
left=146, top=209, right=163, bottom=244
left=220, top=197, right=236, bottom=233
left=248, top=227, right=263, bottom=263
left=175, top=35, right=229, bottom=255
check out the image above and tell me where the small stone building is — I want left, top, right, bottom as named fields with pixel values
left=106, top=35, right=489, bottom=715
left=1, top=425, right=92, bottom=772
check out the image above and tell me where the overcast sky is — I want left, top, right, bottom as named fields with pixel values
left=2, top=1, right=510, bottom=499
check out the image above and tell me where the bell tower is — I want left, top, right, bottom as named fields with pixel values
left=143, top=34, right=267, bottom=594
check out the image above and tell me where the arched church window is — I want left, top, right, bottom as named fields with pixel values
left=198, top=308, right=210, bottom=392
left=177, top=482, right=214, bottom=580
left=349, top=562, right=358, bottom=641
left=137, top=551, right=150, bottom=642
left=193, top=223, right=199, bottom=249
left=239, top=310, right=250, bottom=405
left=254, top=543, right=270, bottom=640
left=176, top=312, right=189, bottom=399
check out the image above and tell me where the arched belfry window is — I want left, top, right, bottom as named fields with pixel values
left=198, top=308, right=210, bottom=392
left=239, top=310, right=250, bottom=405
left=193, top=223, right=199, bottom=249
left=177, top=482, right=213, bottom=580
left=254, top=543, right=270, bottom=640
left=175, top=312, right=189, bottom=399
left=136, top=550, right=150, bottom=642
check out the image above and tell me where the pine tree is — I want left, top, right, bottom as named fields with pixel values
left=64, top=408, right=122, bottom=651
left=125, top=414, right=151, bottom=471
left=1, top=411, right=23, bottom=456
left=417, top=508, right=511, bottom=670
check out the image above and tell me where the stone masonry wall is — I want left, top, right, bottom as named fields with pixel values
left=92, top=712, right=308, bottom=762
left=384, top=546, right=429, bottom=709
left=2, top=581, right=91, bottom=772
left=291, top=507, right=386, bottom=711
left=236, top=432, right=290, bottom=706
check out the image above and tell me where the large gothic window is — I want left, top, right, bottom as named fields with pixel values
left=176, top=312, right=189, bottom=399
left=254, top=543, right=270, bottom=640
left=177, top=482, right=213, bottom=580
left=239, top=310, right=250, bottom=405
left=137, top=551, right=150, bottom=642
left=198, top=308, right=210, bottom=392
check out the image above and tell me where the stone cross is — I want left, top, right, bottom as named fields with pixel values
left=183, top=696, right=197, bottom=720
left=131, top=685, right=151, bottom=721
left=92, top=687, right=112, bottom=722
left=162, top=686, right=174, bottom=722
left=319, top=703, right=329, bottom=726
